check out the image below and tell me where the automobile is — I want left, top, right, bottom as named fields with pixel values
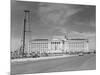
left=94, top=50, right=96, bottom=54
left=78, top=53, right=84, bottom=56
left=30, top=52, right=40, bottom=58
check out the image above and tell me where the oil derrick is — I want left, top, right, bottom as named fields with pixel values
left=22, top=10, right=31, bottom=57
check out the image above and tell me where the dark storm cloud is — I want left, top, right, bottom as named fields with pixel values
left=11, top=1, right=96, bottom=38
left=66, top=5, right=96, bottom=32
left=38, top=3, right=96, bottom=35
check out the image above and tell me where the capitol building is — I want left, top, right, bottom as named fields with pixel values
left=30, top=35, right=89, bottom=54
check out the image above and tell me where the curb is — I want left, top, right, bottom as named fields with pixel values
left=11, top=55, right=77, bottom=63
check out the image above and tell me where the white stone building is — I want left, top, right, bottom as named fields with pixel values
left=30, top=37, right=89, bottom=54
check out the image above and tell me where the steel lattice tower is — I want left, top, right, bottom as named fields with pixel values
left=22, top=10, right=31, bottom=57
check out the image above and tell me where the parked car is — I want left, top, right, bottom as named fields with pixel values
left=30, top=52, right=40, bottom=58
left=78, top=53, right=84, bottom=56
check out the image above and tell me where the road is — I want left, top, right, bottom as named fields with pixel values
left=11, top=54, right=96, bottom=75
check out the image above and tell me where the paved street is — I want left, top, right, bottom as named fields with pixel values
left=11, top=54, right=96, bottom=75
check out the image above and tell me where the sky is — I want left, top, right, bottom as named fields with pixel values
left=11, top=0, right=96, bottom=51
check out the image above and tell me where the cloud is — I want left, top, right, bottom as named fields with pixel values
left=39, top=3, right=81, bottom=29
left=66, top=31, right=96, bottom=39
left=38, top=3, right=96, bottom=34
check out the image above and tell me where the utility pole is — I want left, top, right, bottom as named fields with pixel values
left=22, top=10, right=31, bottom=57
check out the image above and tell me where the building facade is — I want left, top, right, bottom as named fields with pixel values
left=30, top=37, right=89, bottom=54
left=48, top=39, right=63, bottom=53
left=64, top=39, right=89, bottom=53
left=31, top=39, right=49, bottom=54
